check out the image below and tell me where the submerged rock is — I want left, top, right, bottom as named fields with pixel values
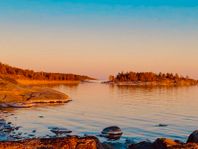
left=49, top=127, right=72, bottom=136
left=129, top=138, right=198, bottom=149
left=101, top=126, right=123, bottom=140
left=0, top=119, right=23, bottom=141
left=156, top=124, right=168, bottom=127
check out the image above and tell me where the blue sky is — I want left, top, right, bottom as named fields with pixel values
left=0, top=0, right=198, bottom=79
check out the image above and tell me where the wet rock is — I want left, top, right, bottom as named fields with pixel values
left=128, top=141, right=153, bottom=149
left=103, top=142, right=126, bottom=148
left=187, top=130, right=198, bottom=143
left=170, top=143, right=198, bottom=149
left=129, top=138, right=198, bottom=149
left=2, top=125, right=14, bottom=133
left=15, top=126, right=21, bottom=130
left=174, top=139, right=184, bottom=144
left=0, top=119, right=23, bottom=141
left=153, top=138, right=178, bottom=149
left=28, top=134, right=35, bottom=137
left=101, top=126, right=123, bottom=140
left=32, top=130, right=36, bottom=133
left=49, top=127, right=72, bottom=136
left=0, top=119, right=6, bottom=126
left=102, top=143, right=114, bottom=149
left=0, top=136, right=104, bottom=149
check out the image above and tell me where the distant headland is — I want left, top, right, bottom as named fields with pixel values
left=107, top=71, right=198, bottom=86
left=0, top=62, right=95, bottom=85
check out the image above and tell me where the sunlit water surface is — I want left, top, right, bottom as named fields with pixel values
left=1, top=83, right=198, bottom=144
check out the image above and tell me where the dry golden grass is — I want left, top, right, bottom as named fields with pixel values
left=17, top=79, right=80, bottom=85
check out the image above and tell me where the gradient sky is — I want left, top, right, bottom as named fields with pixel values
left=0, top=0, right=198, bottom=79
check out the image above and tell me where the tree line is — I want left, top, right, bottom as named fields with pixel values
left=0, top=62, right=93, bottom=81
left=109, top=71, right=197, bottom=84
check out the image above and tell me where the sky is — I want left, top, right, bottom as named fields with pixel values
left=0, top=0, right=198, bottom=79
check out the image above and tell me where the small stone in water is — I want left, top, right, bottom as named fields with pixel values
left=39, top=116, right=44, bottom=118
left=15, top=126, right=22, bottom=130
left=32, top=130, right=36, bottom=133
left=156, top=124, right=168, bottom=127
left=18, top=132, right=22, bottom=135
left=49, top=127, right=72, bottom=135
left=3, top=125, right=14, bottom=133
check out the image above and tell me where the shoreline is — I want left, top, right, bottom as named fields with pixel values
left=1, top=117, right=198, bottom=149
left=103, top=81, right=198, bottom=87
left=16, top=79, right=81, bottom=85
left=0, top=77, right=71, bottom=108
left=1, top=132, right=198, bottom=149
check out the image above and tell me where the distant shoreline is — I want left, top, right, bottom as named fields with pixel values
left=107, top=71, right=198, bottom=87
left=104, top=81, right=198, bottom=86
left=17, top=79, right=81, bottom=85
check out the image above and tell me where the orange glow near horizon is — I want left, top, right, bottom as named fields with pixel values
left=1, top=27, right=198, bottom=79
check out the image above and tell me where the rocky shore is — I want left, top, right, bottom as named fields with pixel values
left=0, top=136, right=103, bottom=149
left=0, top=76, right=70, bottom=108
left=1, top=120, right=198, bottom=149
left=1, top=131, right=198, bottom=149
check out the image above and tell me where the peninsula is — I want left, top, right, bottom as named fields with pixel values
left=0, top=62, right=94, bottom=108
left=0, top=62, right=94, bottom=85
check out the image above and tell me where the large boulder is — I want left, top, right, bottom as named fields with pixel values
left=0, top=136, right=105, bottom=149
left=153, top=138, right=178, bottom=149
left=0, top=77, right=70, bottom=108
left=128, top=141, right=153, bottom=149
left=22, top=88, right=69, bottom=104
left=187, top=130, right=198, bottom=143
left=101, top=126, right=123, bottom=140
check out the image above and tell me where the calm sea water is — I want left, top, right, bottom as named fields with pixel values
left=1, top=83, right=198, bottom=144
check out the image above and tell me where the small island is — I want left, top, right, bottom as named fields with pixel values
left=107, top=71, right=198, bottom=86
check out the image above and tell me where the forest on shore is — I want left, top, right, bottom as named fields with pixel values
left=0, top=62, right=93, bottom=81
left=109, top=71, right=198, bottom=86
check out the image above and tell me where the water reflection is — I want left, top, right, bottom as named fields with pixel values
left=1, top=83, right=198, bottom=143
